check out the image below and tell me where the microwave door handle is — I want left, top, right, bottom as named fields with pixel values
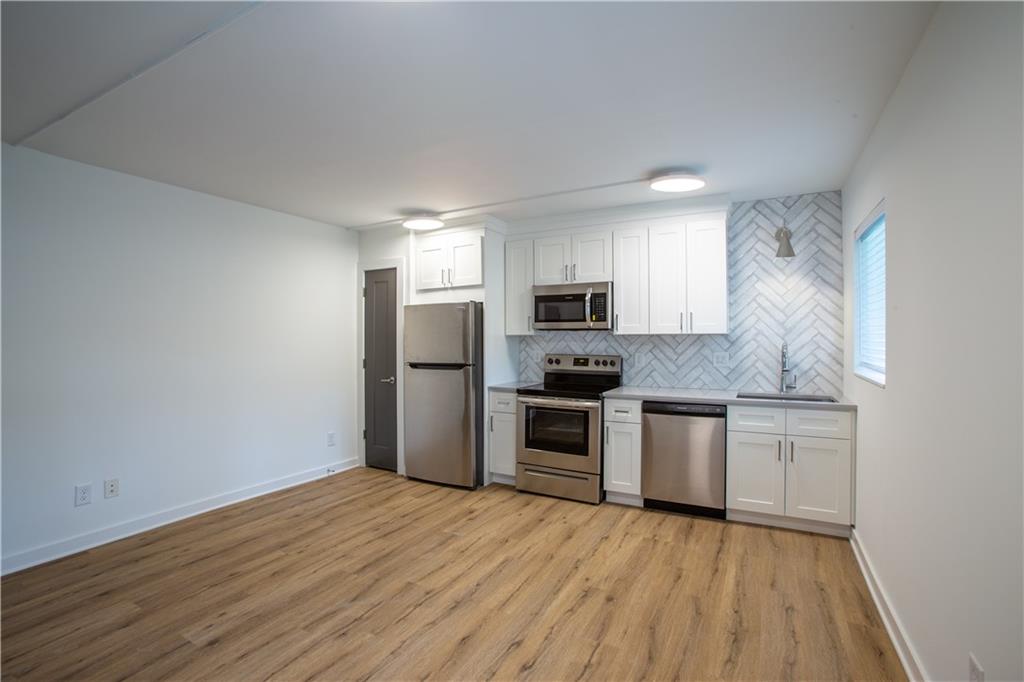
left=585, top=288, right=593, bottom=328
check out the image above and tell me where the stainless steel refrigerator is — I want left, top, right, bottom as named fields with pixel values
left=403, top=301, right=483, bottom=488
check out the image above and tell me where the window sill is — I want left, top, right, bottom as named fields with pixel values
left=855, top=366, right=886, bottom=388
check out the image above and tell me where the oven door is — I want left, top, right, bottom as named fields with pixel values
left=517, top=396, right=601, bottom=474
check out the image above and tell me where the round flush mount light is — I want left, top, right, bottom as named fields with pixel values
left=402, top=216, right=445, bottom=231
left=649, top=173, right=707, bottom=193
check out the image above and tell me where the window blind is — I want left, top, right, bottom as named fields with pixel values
left=855, top=213, right=886, bottom=383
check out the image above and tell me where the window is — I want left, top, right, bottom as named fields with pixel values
left=855, top=206, right=886, bottom=386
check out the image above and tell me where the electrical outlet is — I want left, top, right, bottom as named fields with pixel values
left=326, top=431, right=336, bottom=447
left=326, top=467, right=338, bottom=476
left=74, top=484, right=92, bottom=507
left=713, top=352, right=731, bottom=369
left=104, top=479, right=119, bottom=499
left=969, top=653, right=984, bottom=682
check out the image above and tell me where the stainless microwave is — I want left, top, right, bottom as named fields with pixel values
left=532, top=282, right=612, bottom=330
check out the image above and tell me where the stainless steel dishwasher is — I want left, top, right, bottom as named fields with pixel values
left=641, top=402, right=727, bottom=519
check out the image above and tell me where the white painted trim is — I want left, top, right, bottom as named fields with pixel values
left=1, top=457, right=359, bottom=575
left=726, top=509, right=851, bottom=538
left=357, top=258, right=406, bottom=475
left=850, top=529, right=926, bottom=682
left=507, top=193, right=732, bottom=235
left=605, top=491, right=643, bottom=507
left=489, top=473, right=515, bottom=486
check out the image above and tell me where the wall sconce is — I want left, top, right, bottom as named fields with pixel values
left=774, top=226, right=795, bottom=258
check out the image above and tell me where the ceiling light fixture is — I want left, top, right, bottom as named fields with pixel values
left=402, top=215, right=445, bottom=231
left=649, top=173, right=706, bottom=193
left=774, top=226, right=796, bottom=258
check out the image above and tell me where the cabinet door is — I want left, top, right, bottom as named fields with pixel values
left=572, top=230, right=613, bottom=283
left=534, top=235, right=571, bottom=285
left=612, top=227, right=649, bottom=334
left=648, top=223, right=687, bottom=334
left=785, top=436, right=851, bottom=524
left=726, top=431, right=785, bottom=515
left=415, top=234, right=449, bottom=290
left=489, top=412, right=517, bottom=477
left=604, top=421, right=642, bottom=495
left=685, top=219, right=728, bottom=334
left=448, top=233, right=483, bottom=288
left=505, top=239, right=535, bottom=335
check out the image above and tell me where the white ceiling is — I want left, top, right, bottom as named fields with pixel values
left=2, top=2, right=935, bottom=228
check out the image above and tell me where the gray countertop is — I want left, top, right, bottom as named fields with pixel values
left=603, top=386, right=857, bottom=411
left=488, top=381, right=534, bottom=392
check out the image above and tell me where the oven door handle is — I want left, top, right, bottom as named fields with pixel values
left=517, top=396, right=601, bottom=410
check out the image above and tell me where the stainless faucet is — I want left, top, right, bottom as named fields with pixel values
left=780, top=343, right=797, bottom=393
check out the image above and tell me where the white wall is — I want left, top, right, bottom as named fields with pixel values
left=842, top=4, right=1023, bottom=680
left=2, top=145, right=361, bottom=572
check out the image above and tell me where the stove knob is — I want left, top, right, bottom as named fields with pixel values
left=554, top=358, right=561, bottom=365
left=547, top=358, right=553, bottom=365
left=601, top=360, right=608, bottom=366
left=610, top=360, right=616, bottom=366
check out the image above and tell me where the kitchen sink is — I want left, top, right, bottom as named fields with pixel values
left=736, top=392, right=839, bottom=403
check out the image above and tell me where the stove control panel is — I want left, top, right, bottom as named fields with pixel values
left=543, top=354, right=622, bottom=374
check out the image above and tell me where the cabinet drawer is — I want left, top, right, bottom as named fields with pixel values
left=727, top=406, right=786, bottom=435
left=489, top=391, right=517, bottom=414
left=786, top=409, right=852, bottom=440
left=604, top=399, right=642, bottom=424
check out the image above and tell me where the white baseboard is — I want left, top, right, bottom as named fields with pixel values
left=850, top=529, right=925, bottom=681
left=605, top=491, right=643, bottom=507
left=1, top=457, right=360, bottom=575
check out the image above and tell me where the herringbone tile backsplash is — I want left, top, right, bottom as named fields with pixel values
left=519, top=191, right=844, bottom=396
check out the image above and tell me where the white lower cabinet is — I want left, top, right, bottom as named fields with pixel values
left=784, top=436, right=851, bottom=524
left=726, top=431, right=785, bottom=515
left=727, top=407, right=854, bottom=529
left=489, top=411, right=517, bottom=477
left=604, top=421, right=642, bottom=495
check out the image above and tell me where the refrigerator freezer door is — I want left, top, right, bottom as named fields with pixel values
left=404, top=302, right=478, bottom=365
left=404, top=364, right=476, bottom=487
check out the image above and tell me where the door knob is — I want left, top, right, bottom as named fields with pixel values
left=379, top=376, right=396, bottom=384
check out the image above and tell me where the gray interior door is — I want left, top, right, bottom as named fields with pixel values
left=364, top=268, right=397, bottom=471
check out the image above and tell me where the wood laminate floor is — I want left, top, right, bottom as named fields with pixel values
left=2, top=467, right=905, bottom=681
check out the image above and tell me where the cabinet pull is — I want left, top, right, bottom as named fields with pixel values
left=680, top=311, right=684, bottom=332
left=790, top=441, right=795, bottom=462
left=572, top=263, right=577, bottom=281
left=441, top=268, right=446, bottom=286
left=614, top=313, right=619, bottom=331
left=690, top=311, right=694, bottom=332
left=564, top=264, right=569, bottom=282
left=777, top=440, right=782, bottom=461
left=490, top=415, right=494, bottom=432
left=527, top=315, right=532, bottom=330
left=605, top=425, right=610, bottom=444
left=448, top=268, right=453, bottom=286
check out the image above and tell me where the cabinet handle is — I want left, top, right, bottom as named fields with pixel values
left=441, top=268, right=446, bottom=286
left=690, top=312, right=694, bottom=332
left=614, top=313, right=619, bottom=331
left=777, top=440, right=782, bottom=461
left=680, top=312, right=685, bottom=332
left=528, top=315, right=532, bottom=330
left=564, top=264, right=569, bottom=282
left=790, top=441, right=795, bottom=462
left=605, top=425, right=610, bottom=444
left=448, top=268, right=453, bottom=286
left=490, top=415, right=494, bottom=432
left=572, top=263, right=577, bottom=281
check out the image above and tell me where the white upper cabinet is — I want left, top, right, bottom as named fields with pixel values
left=415, top=234, right=450, bottom=290
left=648, top=223, right=687, bottom=334
left=533, top=230, right=613, bottom=286
left=414, top=230, right=483, bottom=290
left=505, top=239, right=535, bottom=335
left=571, top=231, right=613, bottom=283
left=612, top=227, right=649, bottom=334
left=533, top=235, right=572, bottom=285
left=685, top=219, right=729, bottom=334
